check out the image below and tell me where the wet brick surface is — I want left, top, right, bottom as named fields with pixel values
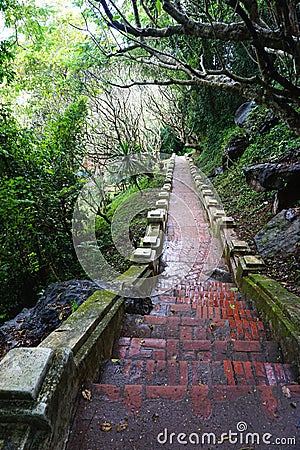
left=67, top=157, right=299, bottom=450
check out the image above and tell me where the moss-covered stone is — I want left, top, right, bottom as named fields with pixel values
left=242, top=274, right=300, bottom=367
left=0, top=263, right=154, bottom=450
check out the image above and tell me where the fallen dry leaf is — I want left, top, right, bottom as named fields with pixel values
left=116, top=418, right=128, bottom=432
left=81, top=389, right=92, bottom=401
left=100, top=422, right=112, bottom=432
left=282, top=385, right=291, bottom=398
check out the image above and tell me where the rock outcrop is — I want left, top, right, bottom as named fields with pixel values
left=222, top=103, right=281, bottom=171
left=235, top=101, right=279, bottom=135
left=243, top=162, right=300, bottom=192
left=254, top=208, right=300, bottom=258
left=0, top=280, right=100, bottom=356
left=243, top=152, right=300, bottom=211
left=222, top=134, right=249, bottom=169
left=234, top=101, right=256, bottom=128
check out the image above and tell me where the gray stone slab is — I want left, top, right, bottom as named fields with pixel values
left=219, top=216, right=236, bottom=228
left=202, top=189, right=213, bottom=196
left=156, top=199, right=168, bottom=210
left=145, top=224, right=161, bottom=237
left=142, top=235, right=158, bottom=245
left=229, top=239, right=251, bottom=254
left=158, top=191, right=169, bottom=199
left=134, top=247, right=152, bottom=258
left=0, top=347, right=54, bottom=401
left=206, top=199, right=219, bottom=207
left=131, top=248, right=156, bottom=263
left=147, top=209, right=166, bottom=223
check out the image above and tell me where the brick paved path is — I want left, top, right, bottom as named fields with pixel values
left=67, top=157, right=299, bottom=450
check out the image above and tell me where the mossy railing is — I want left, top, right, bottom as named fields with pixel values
left=0, top=155, right=176, bottom=450
left=186, top=155, right=300, bottom=369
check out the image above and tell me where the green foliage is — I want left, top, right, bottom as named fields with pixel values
left=214, top=165, right=273, bottom=222
left=0, top=2, right=93, bottom=323
left=0, top=100, right=87, bottom=321
left=170, top=84, right=243, bottom=171
left=95, top=173, right=165, bottom=273
left=71, top=298, right=79, bottom=313
left=107, top=145, right=154, bottom=189
left=160, top=126, right=184, bottom=155
left=240, top=110, right=300, bottom=165
left=198, top=109, right=300, bottom=245
left=88, top=0, right=300, bottom=135
left=0, top=41, right=15, bottom=84
left=196, top=99, right=300, bottom=177
left=0, top=0, right=87, bottom=128
left=194, top=126, right=234, bottom=176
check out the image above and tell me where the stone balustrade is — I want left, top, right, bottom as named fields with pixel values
left=0, top=265, right=154, bottom=450
left=0, top=154, right=176, bottom=450
left=131, top=153, right=175, bottom=271
left=185, top=154, right=300, bottom=370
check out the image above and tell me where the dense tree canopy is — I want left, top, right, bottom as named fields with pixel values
left=0, top=0, right=299, bottom=321
left=0, top=1, right=90, bottom=318
left=0, top=0, right=168, bottom=319
left=87, top=0, right=300, bottom=134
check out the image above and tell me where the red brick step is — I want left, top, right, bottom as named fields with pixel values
left=121, top=314, right=266, bottom=340
left=114, top=337, right=284, bottom=363
left=100, top=358, right=297, bottom=387
left=89, top=382, right=300, bottom=418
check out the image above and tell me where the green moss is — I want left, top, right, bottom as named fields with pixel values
left=194, top=126, right=234, bottom=175
left=63, top=290, right=115, bottom=326
left=194, top=110, right=300, bottom=236
left=242, top=275, right=300, bottom=337
left=66, top=264, right=150, bottom=323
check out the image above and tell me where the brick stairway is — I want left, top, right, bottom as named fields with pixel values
left=67, top=157, right=299, bottom=450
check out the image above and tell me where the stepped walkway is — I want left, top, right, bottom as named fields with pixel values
left=67, top=157, right=299, bottom=449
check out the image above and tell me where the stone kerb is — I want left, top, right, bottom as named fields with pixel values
left=131, top=157, right=173, bottom=273
left=223, top=239, right=252, bottom=280
left=162, top=183, right=172, bottom=191
left=186, top=159, right=250, bottom=278
left=188, top=159, right=268, bottom=285
left=242, top=274, right=300, bottom=368
left=131, top=247, right=158, bottom=272
left=158, top=191, right=169, bottom=200
left=187, top=156, right=300, bottom=370
left=139, top=234, right=163, bottom=258
left=155, top=199, right=168, bottom=211
left=210, top=208, right=226, bottom=223
left=187, top=158, right=267, bottom=286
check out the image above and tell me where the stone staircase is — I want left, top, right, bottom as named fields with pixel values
left=67, top=157, right=299, bottom=449
left=86, top=280, right=297, bottom=412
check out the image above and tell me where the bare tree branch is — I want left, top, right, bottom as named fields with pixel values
left=85, top=0, right=300, bottom=134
